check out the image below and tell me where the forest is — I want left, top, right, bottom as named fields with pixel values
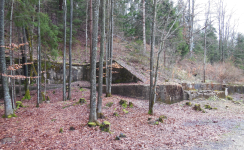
left=0, top=0, right=244, bottom=149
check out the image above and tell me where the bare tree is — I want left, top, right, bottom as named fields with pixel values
left=149, top=0, right=157, bottom=115
left=67, top=0, right=73, bottom=100
left=37, top=0, right=41, bottom=107
left=9, top=0, right=15, bottom=109
left=189, top=0, right=194, bottom=57
left=63, top=0, right=67, bottom=101
left=85, top=0, right=88, bottom=62
left=0, top=0, right=14, bottom=116
left=97, top=0, right=106, bottom=118
left=89, top=0, right=100, bottom=123
left=142, top=0, right=146, bottom=54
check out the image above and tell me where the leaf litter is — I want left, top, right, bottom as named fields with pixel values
left=0, top=82, right=244, bottom=149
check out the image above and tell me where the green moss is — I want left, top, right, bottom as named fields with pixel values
left=77, top=98, right=86, bottom=105
left=106, top=93, right=112, bottom=97
left=59, top=128, right=63, bottom=133
left=148, top=110, right=153, bottom=115
left=159, top=115, right=167, bottom=123
left=193, top=104, right=202, bottom=111
left=113, top=112, right=119, bottom=116
left=106, top=102, right=113, bottom=107
left=2, top=113, right=17, bottom=118
left=213, top=107, right=218, bottom=110
left=204, top=104, right=212, bottom=110
left=80, top=88, right=85, bottom=92
left=88, top=122, right=97, bottom=127
left=123, top=109, right=129, bottom=114
left=41, top=92, right=46, bottom=101
left=16, top=101, right=24, bottom=109
left=119, top=99, right=127, bottom=105
left=227, top=95, right=233, bottom=100
left=53, top=91, right=55, bottom=94
left=122, top=103, right=127, bottom=108
left=154, top=121, right=159, bottom=125
left=185, top=102, right=192, bottom=106
left=129, top=102, right=133, bottom=108
left=21, top=89, right=31, bottom=100
left=100, top=121, right=111, bottom=132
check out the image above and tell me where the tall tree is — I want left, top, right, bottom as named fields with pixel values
left=97, top=0, right=106, bottom=118
left=105, top=0, right=110, bottom=97
left=106, top=0, right=113, bottom=97
left=142, top=0, right=146, bottom=54
left=0, top=0, right=14, bottom=116
left=89, top=0, right=93, bottom=62
left=67, top=0, right=73, bottom=100
left=189, top=0, right=194, bottom=57
left=63, top=0, right=67, bottom=101
left=9, top=0, right=15, bottom=109
left=149, top=0, right=157, bottom=115
left=89, top=0, right=100, bottom=123
left=37, top=0, right=41, bottom=107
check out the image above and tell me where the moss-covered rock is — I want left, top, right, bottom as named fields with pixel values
left=227, top=95, right=233, bottom=100
left=113, top=112, right=119, bottom=116
left=129, top=102, right=133, bottom=108
left=154, top=121, right=159, bottom=125
left=16, top=101, right=24, bottom=109
left=119, top=99, right=127, bottom=105
left=123, top=109, right=129, bottom=114
left=22, top=89, right=31, bottom=100
left=159, top=115, right=167, bottom=123
left=88, top=122, right=97, bottom=127
left=59, top=128, right=63, bottom=133
left=115, top=136, right=120, bottom=140
left=185, top=102, right=192, bottom=106
left=204, top=104, right=212, bottom=110
left=106, top=102, right=113, bottom=107
left=77, top=98, right=86, bottom=105
left=122, top=103, right=127, bottom=108
left=193, top=104, right=202, bottom=111
left=119, top=133, right=126, bottom=138
left=100, top=121, right=111, bottom=132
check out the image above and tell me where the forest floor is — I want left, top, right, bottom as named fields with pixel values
left=0, top=81, right=244, bottom=149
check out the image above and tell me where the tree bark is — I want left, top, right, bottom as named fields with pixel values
left=37, top=0, right=41, bottom=107
left=108, top=0, right=113, bottom=97
left=22, top=27, right=29, bottom=95
left=9, top=0, right=15, bottom=109
left=89, top=0, right=100, bottom=122
left=149, top=0, right=157, bottom=115
left=63, top=0, right=67, bottom=101
left=97, top=0, right=105, bottom=117
left=0, top=0, right=14, bottom=116
left=85, top=0, right=88, bottom=63
left=89, top=0, right=93, bottom=63
left=142, top=0, right=146, bottom=54
left=67, top=0, right=73, bottom=100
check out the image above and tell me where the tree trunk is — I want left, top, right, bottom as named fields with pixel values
left=63, top=0, right=67, bottom=101
left=89, top=0, right=100, bottom=123
left=149, top=0, right=157, bottom=115
left=89, top=0, right=93, bottom=63
left=142, top=0, right=146, bottom=54
left=97, top=0, right=105, bottom=117
left=203, top=21, right=207, bottom=83
left=67, top=0, right=73, bottom=100
left=37, top=0, right=41, bottom=107
left=22, top=27, right=29, bottom=97
left=0, top=0, right=14, bottom=116
left=105, top=0, right=111, bottom=97
left=189, top=0, right=194, bottom=57
left=108, top=0, right=113, bottom=97
left=85, top=0, right=88, bottom=63
left=9, top=0, right=15, bottom=109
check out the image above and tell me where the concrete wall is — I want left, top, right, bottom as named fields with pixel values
left=104, top=83, right=184, bottom=104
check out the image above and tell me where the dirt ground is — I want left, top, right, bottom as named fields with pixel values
left=0, top=82, right=244, bottom=149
